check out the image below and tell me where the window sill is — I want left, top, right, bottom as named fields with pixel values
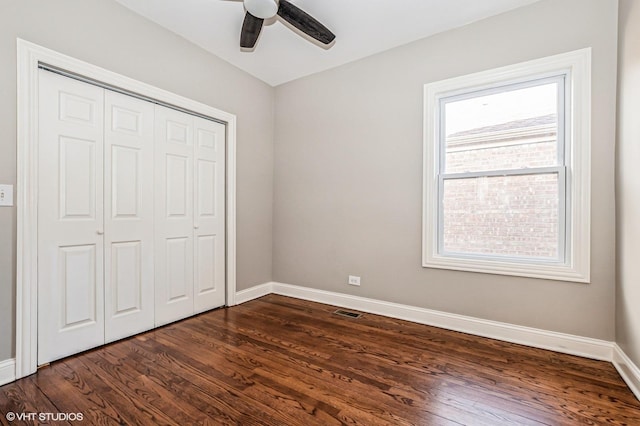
left=422, top=254, right=590, bottom=283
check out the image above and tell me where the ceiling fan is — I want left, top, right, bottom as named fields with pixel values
left=239, top=0, right=336, bottom=49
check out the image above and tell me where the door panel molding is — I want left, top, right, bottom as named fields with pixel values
left=104, top=90, right=155, bottom=343
left=16, top=39, right=237, bottom=379
left=193, top=117, right=226, bottom=313
left=37, top=71, right=106, bottom=364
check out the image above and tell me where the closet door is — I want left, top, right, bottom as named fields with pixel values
left=193, top=117, right=226, bottom=312
left=154, top=106, right=195, bottom=325
left=37, top=71, right=105, bottom=364
left=155, top=107, right=227, bottom=324
left=104, top=91, right=155, bottom=342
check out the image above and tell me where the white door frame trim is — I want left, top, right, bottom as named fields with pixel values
left=16, top=39, right=237, bottom=379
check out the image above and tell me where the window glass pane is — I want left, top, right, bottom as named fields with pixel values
left=442, top=173, right=559, bottom=259
left=444, top=82, right=559, bottom=173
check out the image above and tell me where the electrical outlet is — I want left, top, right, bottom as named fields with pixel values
left=348, top=275, right=361, bottom=286
left=0, top=185, right=13, bottom=207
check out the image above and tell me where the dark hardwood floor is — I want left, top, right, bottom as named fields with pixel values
left=1, top=294, right=639, bottom=425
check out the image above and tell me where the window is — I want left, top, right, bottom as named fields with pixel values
left=423, top=49, right=591, bottom=282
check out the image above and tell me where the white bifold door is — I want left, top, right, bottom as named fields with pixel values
left=37, top=70, right=226, bottom=365
left=154, top=107, right=227, bottom=326
left=103, top=90, right=156, bottom=343
left=38, top=71, right=107, bottom=362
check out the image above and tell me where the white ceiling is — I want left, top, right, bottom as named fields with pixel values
left=115, top=0, right=540, bottom=86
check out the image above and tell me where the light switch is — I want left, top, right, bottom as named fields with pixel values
left=0, top=185, right=14, bottom=207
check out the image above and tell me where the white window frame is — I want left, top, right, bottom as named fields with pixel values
left=422, top=49, right=591, bottom=283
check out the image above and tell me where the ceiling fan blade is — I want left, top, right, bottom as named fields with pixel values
left=277, top=0, right=335, bottom=45
left=240, top=12, right=264, bottom=48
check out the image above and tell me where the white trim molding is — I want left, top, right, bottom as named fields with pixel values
left=613, top=344, right=640, bottom=401
left=16, top=39, right=237, bottom=380
left=0, top=359, right=16, bottom=386
left=270, top=282, right=613, bottom=361
left=234, top=282, right=274, bottom=305
left=422, top=48, right=592, bottom=283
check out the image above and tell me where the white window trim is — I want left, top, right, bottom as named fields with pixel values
left=422, top=48, right=591, bottom=283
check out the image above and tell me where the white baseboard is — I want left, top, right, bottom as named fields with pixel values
left=613, top=344, right=640, bottom=401
left=0, top=358, right=16, bottom=386
left=233, top=282, right=274, bottom=305
left=271, top=282, right=614, bottom=361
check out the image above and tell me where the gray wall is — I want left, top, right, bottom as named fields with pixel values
left=273, top=0, right=618, bottom=340
left=616, top=0, right=640, bottom=366
left=0, top=0, right=275, bottom=361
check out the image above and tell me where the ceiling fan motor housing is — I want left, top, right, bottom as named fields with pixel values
left=244, top=0, right=279, bottom=19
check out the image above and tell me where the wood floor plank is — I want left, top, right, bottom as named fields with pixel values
left=135, top=330, right=356, bottom=425
left=1, top=294, right=639, bottom=425
left=206, top=302, right=564, bottom=424
left=40, top=360, right=126, bottom=425
left=0, top=376, right=71, bottom=426
left=113, top=336, right=295, bottom=425
left=188, top=313, right=516, bottom=425
left=244, top=296, right=640, bottom=423
left=210, top=301, right=582, bottom=423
